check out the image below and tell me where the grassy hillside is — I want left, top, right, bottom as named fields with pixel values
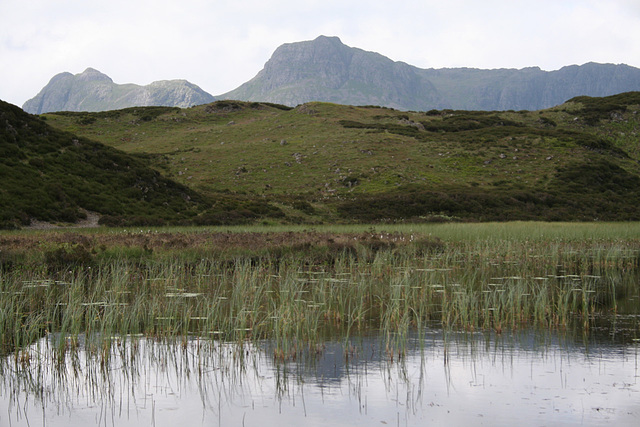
left=41, top=93, right=640, bottom=222
left=0, top=101, right=285, bottom=229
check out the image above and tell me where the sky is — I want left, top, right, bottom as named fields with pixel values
left=2, top=0, right=640, bottom=108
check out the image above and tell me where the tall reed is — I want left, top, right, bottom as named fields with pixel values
left=1, top=233, right=638, bottom=359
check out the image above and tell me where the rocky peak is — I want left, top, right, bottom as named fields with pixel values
left=48, top=71, right=74, bottom=84
left=76, top=68, right=113, bottom=83
left=22, top=69, right=215, bottom=114
left=220, top=36, right=640, bottom=111
left=221, top=35, right=443, bottom=109
left=260, top=35, right=355, bottom=90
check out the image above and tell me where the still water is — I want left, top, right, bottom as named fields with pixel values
left=1, top=319, right=639, bottom=427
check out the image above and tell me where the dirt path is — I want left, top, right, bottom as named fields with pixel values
left=26, top=211, right=101, bottom=230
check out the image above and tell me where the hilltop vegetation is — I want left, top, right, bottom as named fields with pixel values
left=36, top=92, right=640, bottom=224
left=0, top=101, right=286, bottom=229
left=0, top=100, right=201, bottom=228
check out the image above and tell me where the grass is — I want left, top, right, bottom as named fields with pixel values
left=1, top=223, right=638, bottom=360
left=4, top=95, right=640, bottom=227
left=38, top=94, right=640, bottom=223
left=0, top=101, right=295, bottom=229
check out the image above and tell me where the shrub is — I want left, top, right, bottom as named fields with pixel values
left=43, top=242, right=94, bottom=271
left=292, top=200, right=316, bottom=214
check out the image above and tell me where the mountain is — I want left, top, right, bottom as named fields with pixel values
left=220, top=36, right=444, bottom=110
left=23, top=37, right=640, bottom=114
left=422, top=62, right=640, bottom=110
left=220, top=36, right=640, bottom=111
left=22, top=68, right=215, bottom=114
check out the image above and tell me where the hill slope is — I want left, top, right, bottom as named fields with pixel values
left=0, top=100, right=208, bottom=228
left=221, top=36, right=640, bottom=111
left=42, top=93, right=640, bottom=222
left=23, top=68, right=215, bottom=114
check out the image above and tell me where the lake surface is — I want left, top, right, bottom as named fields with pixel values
left=2, top=317, right=639, bottom=427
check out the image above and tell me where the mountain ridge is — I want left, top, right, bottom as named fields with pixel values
left=21, top=36, right=640, bottom=114
left=23, top=68, right=215, bottom=114
left=220, top=36, right=640, bottom=111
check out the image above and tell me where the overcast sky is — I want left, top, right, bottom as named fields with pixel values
left=2, top=0, right=640, bottom=107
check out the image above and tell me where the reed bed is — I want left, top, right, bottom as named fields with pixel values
left=2, top=227, right=639, bottom=361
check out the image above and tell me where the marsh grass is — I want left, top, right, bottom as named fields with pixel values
left=2, top=226, right=639, bottom=361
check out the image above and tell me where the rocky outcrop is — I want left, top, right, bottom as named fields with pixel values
left=220, top=36, right=640, bottom=111
left=421, top=62, right=640, bottom=110
left=23, top=68, right=215, bottom=114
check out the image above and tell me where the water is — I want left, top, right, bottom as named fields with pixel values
left=1, top=318, right=639, bottom=427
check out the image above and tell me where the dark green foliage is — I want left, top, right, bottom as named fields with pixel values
left=341, top=114, right=525, bottom=142
left=189, top=197, right=285, bottom=226
left=568, top=92, right=640, bottom=125
left=337, top=168, right=640, bottom=222
left=339, top=120, right=422, bottom=138
left=339, top=113, right=629, bottom=157
left=0, top=100, right=203, bottom=228
left=55, top=106, right=182, bottom=123
left=292, top=200, right=316, bottom=215
left=77, top=115, right=97, bottom=125
left=554, top=159, right=640, bottom=194
left=420, top=113, right=524, bottom=132
left=539, top=116, right=557, bottom=127
left=204, top=100, right=245, bottom=113
left=359, top=105, right=397, bottom=110
left=570, top=134, right=629, bottom=157
left=200, top=100, right=294, bottom=114
left=257, top=102, right=294, bottom=111
left=43, top=242, right=94, bottom=272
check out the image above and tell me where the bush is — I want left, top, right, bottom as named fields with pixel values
left=568, top=92, right=640, bottom=124
left=292, top=200, right=316, bottom=214
left=43, top=243, right=94, bottom=271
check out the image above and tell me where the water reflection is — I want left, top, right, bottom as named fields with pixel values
left=1, top=320, right=639, bottom=427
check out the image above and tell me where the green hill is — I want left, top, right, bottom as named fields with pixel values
left=39, top=92, right=640, bottom=223
left=0, top=100, right=206, bottom=228
left=0, top=101, right=290, bottom=229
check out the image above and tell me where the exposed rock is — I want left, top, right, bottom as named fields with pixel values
left=23, top=68, right=215, bottom=114
left=400, top=118, right=426, bottom=131
left=219, top=36, right=640, bottom=111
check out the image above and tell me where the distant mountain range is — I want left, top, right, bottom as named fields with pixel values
left=221, top=36, right=640, bottom=111
left=22, top=36, right=640, bottom=113
left=22, top=68, right=215, bottom=114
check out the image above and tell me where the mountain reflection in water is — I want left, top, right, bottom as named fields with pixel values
left=1, top=320, right=639, bottom=427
